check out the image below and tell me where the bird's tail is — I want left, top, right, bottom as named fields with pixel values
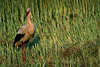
left=13, top=41, right=22, bottom=48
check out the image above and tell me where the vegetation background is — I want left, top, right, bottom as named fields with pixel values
left=0, top=0, right=100, bottom=67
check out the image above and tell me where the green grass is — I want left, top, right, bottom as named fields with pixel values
left=0, top=0, right=100, bottom=67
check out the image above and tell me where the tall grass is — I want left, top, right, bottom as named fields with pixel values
left=0, top=0, right=100, bottom=67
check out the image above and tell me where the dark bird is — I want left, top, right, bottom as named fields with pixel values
left=13, top=8, right=35, bottom=62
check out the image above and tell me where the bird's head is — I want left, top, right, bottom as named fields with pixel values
left=24, top=8, right=31, bottom=20
left=26, top=8, right=31, bottom=16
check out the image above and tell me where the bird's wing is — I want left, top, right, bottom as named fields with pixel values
left=18, top=25, right=26, bottom=34
left=13, top=34, right=25, bottom=47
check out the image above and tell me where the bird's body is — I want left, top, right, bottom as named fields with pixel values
left=13, top=8, right=35, bottom=47
left=13, top=8, right=35, bottom=62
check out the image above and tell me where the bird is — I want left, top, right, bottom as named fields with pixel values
left=13, top=8, right=35, bottom=62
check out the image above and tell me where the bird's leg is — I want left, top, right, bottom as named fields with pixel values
left=22, top=42, right=26, bottom=63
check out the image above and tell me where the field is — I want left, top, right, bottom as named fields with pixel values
left=0, top=0, right=100, bottom=67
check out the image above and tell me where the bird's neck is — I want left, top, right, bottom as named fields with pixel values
left=27, top=17, right=31, bottom=25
